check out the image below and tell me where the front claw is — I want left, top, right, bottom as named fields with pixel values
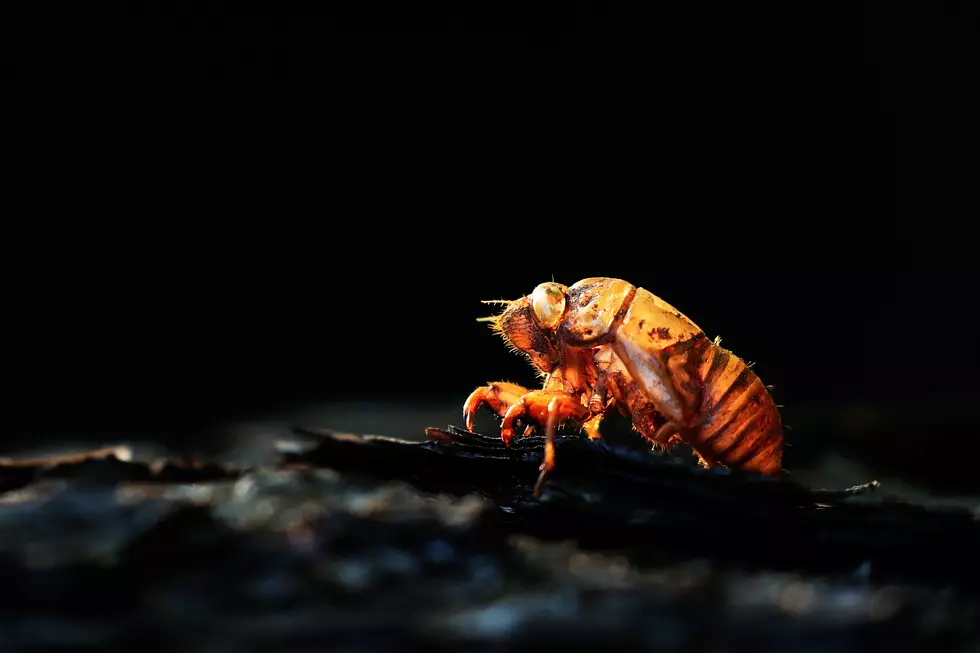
left=501, top=390, right=589, bottom=450
left=463, top=387, right=488, bottom=432
left=500, top=399, right=528, bottom=447
left=463, top=381, right=531, bottom=432
left=468, top=385, right=596, bottom=498
left=506, top=392, right=592, bottom=500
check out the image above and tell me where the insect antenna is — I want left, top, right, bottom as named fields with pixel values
left=476, top=299, right=513, bottom=327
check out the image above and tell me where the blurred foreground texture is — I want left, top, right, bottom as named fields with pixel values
left=1, top=425, right=979, bottom=653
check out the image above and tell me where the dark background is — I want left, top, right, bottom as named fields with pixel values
left=7, top=4, right=978, bottom=494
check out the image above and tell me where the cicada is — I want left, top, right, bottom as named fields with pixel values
left=464, top=278, right=784, bottom=498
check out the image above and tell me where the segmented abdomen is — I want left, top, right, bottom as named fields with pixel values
left=690, top=340, right=783, bottom=475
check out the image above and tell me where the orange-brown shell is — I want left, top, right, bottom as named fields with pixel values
left=556, top=278, right=635, bottom=346
left=557, top=278, right=784, bottom=476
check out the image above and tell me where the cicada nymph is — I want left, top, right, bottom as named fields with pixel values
left=464, top=278, right=784, bottom=498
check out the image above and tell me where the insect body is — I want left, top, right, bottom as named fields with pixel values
left=464, top=278, right=784, bottom=498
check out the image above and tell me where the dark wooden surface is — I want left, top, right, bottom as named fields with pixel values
left=284, top=426, right=979, bottom=588
left=1, top=425, right=977, bottom=652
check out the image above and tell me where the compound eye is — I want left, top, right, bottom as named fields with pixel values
left=531, top=282, right=567, bottom=329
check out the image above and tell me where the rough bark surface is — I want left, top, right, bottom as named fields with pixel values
left=0, top=426, right=977, bottom=652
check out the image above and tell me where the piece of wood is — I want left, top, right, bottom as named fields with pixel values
left=280, top=425, right=980, bottom=590
left=0, top=449, right=244, bottom=494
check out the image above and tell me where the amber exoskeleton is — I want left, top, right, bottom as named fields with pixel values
left=464, top=278, right=784, bottom=498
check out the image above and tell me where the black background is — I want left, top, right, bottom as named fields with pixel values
left=7, top=3, right=978, bottom=491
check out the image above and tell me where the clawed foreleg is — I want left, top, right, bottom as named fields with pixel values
left=463, top=382, right=532, bottom=432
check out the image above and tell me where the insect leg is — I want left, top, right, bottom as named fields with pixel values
left=653, top=420, right=716, bottom=470
left=581, top=369, right=620, bottom=440
left=530, top=394, right=592, bottom=499
left=463, top=381, right=532, bottom=431
left=583, top=378, right=608, bottom=440
left=500, top=399, right=529, bottom=447
left=533, top=398, right=561, bottom=499
left=501, top=390, right=590, bottom=447
left=582, top=413, right=604, bottom=440
left=652, top=420, right=681, bottom=445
